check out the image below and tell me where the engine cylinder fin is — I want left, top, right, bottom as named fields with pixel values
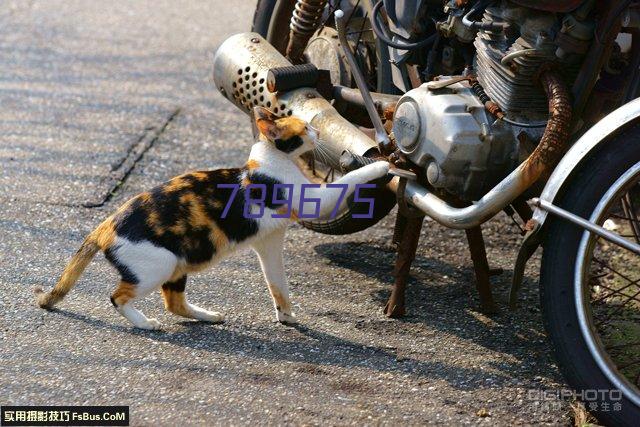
left=472, top=4, right=581, bottom=118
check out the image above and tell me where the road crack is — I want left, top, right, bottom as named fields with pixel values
left=83, top=107, right=181, bottom=208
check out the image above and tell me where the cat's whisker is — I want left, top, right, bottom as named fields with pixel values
left=313, top=146, right=333, bottom=170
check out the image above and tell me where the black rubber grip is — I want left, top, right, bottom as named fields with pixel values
left=339, top=150, right=377, bottom=173
left=267, top=64, right=319, bottom=93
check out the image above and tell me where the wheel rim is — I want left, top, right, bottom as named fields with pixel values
left=576, top=160, right=640, bottom=407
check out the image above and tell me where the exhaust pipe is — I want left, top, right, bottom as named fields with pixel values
left=213, top=33, right=572, bottom=230
left=213, top=33, right=378, bottom=169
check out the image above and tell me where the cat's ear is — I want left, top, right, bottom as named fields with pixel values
left=253, top=106, right=281, bottom=140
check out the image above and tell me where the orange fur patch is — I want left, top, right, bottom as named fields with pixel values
left=93, top=219, right=116, bottom=250
left=112, top=282, right=136, bottom=306
left=268, top=284, right=291, bottom=313
left=146, top=210, right=163, bottom=235
left=191, top=172, right=209, bottom=181
left=169, top=265, right=188, bottom=283
left=246, top=159, right=260, bottom=170
left=277, top=206, right=298, bottom=220
left=179, top=193, right=211, bottom=228
left=276, top=117, right=306, bottom=140
left=165, top=177, right=191, bottom=193
left=161, top=287, right=190, bottom=316
left=210, top=223, right=229, bottom=250
left=169, top=220, right=187, bottom=235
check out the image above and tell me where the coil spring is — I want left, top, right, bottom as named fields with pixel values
left=471, top=81, right=491, bottom=105
left=290, top=0, right=328, bottom=36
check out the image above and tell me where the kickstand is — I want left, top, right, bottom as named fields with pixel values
left=465, top=226, right=498, bottom=313
left=384, top=212, right=424, bottom=318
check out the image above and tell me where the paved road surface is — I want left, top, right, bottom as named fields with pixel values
left=0, top=1, right=571, bottom=425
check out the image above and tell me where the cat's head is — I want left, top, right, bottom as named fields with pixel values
left=253, top=106, right=318, bottom=156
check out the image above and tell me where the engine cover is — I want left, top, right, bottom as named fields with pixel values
left=392, top=79, right=518, bottom=201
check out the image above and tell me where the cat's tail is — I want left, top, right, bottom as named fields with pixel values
left=34, top=220, right=113, bottom=308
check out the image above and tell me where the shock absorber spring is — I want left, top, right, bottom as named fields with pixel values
left=286, top=0, right=328, bottom=64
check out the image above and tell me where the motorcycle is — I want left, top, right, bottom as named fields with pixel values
left=213, top=0, right=640, bottom=424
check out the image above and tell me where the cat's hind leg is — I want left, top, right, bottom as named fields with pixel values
left=111, top=281, right=162, bottom=330
left=161, top=276, right=224, bottom=323
left=251, top=228, right=295, bottom=324
left=107, top=239, right=177, bottom=330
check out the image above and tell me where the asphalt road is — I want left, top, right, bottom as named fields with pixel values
left=0, top=1, right=571, bottom=425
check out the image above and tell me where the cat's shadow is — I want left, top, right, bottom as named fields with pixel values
left=48, top=238, right=553, bottom=390
left=51, top=307, right=520, bottom=390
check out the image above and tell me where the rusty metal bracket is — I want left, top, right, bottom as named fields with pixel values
left=385, top=212, right=425, bottom=318
left=509, top=224, right=542, bottom=309
left=465, top=226, right=498, bottom=314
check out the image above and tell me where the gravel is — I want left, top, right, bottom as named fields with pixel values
left=0, top=1, right=571, bottom=425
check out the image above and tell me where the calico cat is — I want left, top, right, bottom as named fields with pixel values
left=34, top=106, right=390, bottom=329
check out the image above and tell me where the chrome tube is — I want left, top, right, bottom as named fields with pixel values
left=213, top=33, right=379, bottom=169
left=531, top=197, right=640, bottom=255
left=334, top=9, right=392, bottom=153
left=212, top=33, right=572, bottom=230
left=388, top=170, right=531, bottom=229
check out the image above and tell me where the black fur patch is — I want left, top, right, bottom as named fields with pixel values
left=104, top=246, right=139, bottom=284
left=275, top=135, right=303, bottom=153
left=162, top=276, right=186, bottom=292
left=246, top=172, right=288, bottom=210
left=111, top=169, right=260, bottom=267
left=210, top=173, right=259, bottom=243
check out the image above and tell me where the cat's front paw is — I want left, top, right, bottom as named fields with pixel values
left=137, top=318, right=162, bottom=330
left=276, top=311, right=297, bottom=325
left=200, top=311, right=225, bottom=323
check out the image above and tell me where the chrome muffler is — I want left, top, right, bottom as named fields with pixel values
left=212, top=33, right=572, bottom=230
left=213, top=33, right=378, bottom=169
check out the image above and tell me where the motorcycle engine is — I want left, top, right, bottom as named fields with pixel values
left=391, top=0, right=590, bottom=201
left=392, top=79, right=516, bottom=201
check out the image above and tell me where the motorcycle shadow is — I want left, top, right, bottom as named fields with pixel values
left=313, top=241, right=559, bottom=381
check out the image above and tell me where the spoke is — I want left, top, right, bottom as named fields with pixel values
left=347, top=28, right=373, bottom=36
left=592, top=257, right=640, bottom=303
left=354, top=12, right=368, bottom=54
left=608, top=213, right=640, bottom=222
left=589, top=271, right=609, bottom=281
left=616, top=357, right=640, bottom=371
left=346, top=0, right=361, bottom=27
left=319, top=0, right=339, bottom=28
left=595, top=286, right=640, bottom=327
left=606, top=341, right=640, bottom=350
left=592, top=281, right=640, bottom=304
left=623, top=192, right=640, bottom=244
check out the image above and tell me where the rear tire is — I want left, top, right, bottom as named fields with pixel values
left=540, top=124, right=640, bottom=426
